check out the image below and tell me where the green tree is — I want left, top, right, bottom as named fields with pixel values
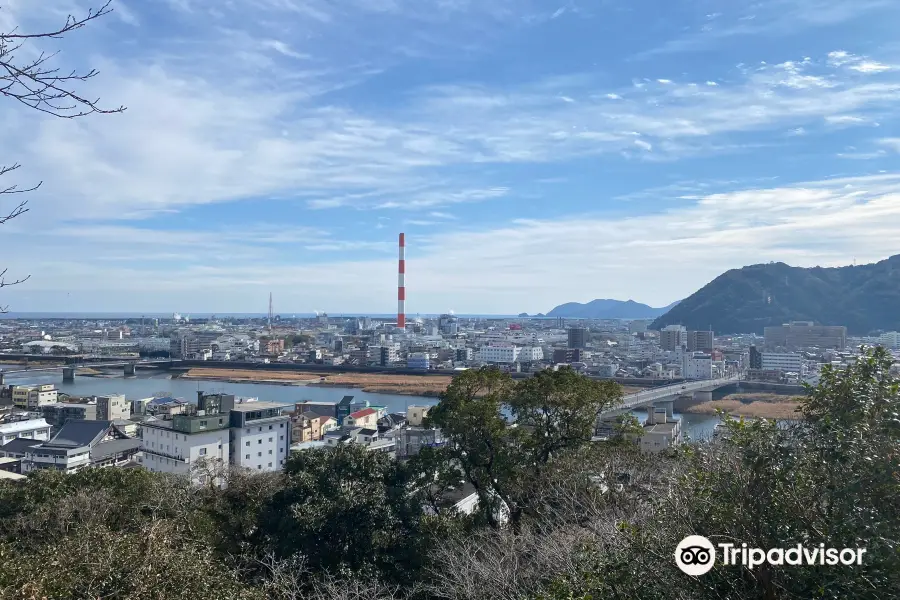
left=427, top=367, right=622, bottom=528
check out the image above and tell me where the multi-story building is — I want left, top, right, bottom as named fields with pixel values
left=407, top=352, right=430, bottom=370
left=764, top=322, right=847, bottom=350
left=229, top=401, right=291, bottom=472
left=345, top=407, right=379, bottom=429
left=683, top=352, right=713, bottom=380
left=687, top=330, right=714, bottom=352
left=292, top=411, right=324, bottom=442
left=659, top=325, right=687, bottom=351
left=761, top=352, right=802, bottom=373
left=369, top=345, right=399, bottom=366
left=0, top=416, right=52, bottom=445
left=749, top=346, right=762, bottom=369
left=567, top=327, right=588, bottom=349
left=42, top=402, right=97, bottom=430
left=395, top=426, right=445, bottom=458
left=477, top=345, right=520, bottom=364
left=517, top=346, right=544, bottom=363
left=97, top=394, right=130, bottom=421
left=439, top=314, right=459, bottom=336
left=11, top=384, right=58, bottom=410
left=406, top=405, right=431, bottom=427
left=552, top=348, right=583, bottom=364
left=454, top=347, right=473, bottom=362
left=879, top=331, right=900, bottom=349
left=140, top=411, right=231, bottom=482
left=23, top=420, right=140, bottom=474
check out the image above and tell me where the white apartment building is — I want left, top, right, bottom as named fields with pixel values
left=140, top=413, right=231, bottom=482
left=229, top=402, right=292, bottom=472
left=683, top=352, right=713, bottom=380
left=0, top=417, right=52, bottom=445
left=879, top=332, right=900, bottom=349
left=517, top=346, right=544, bottom=362
left=761, top=352, right=802, bottom=373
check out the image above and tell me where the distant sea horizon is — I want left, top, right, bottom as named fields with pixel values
left=0, top=312, right=555, bottom=320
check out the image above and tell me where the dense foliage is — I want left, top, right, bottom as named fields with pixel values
left=650, top=254, right=900, bottom=334
left=0, top=358, right=896, bottom=599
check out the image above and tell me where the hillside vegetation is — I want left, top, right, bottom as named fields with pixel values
left=651, top=254, right=900, bottom=334
left=0, top=354, right=897, bottom=600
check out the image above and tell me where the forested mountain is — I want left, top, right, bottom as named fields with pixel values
left=546, top=299, right=679, bottom=319
left=651, top=255, right=900, bottom=334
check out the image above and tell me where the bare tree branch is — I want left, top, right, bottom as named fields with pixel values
left=0, top=1, right=125, bottom=311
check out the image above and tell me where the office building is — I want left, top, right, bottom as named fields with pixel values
left=517, top=346, right=544, bottom=362
left=477, top=345, right=520, bottom=364
left=764, top=322, right=847, bottom=350
left=407, top=352, right=430, bottom=370
left=687, top=330, right=714, bottom=352
left=659, top=325, right=687, bottom=351
left=567, top=327, right=588, bottom=349
left=761, top=352, right=802, bottom=373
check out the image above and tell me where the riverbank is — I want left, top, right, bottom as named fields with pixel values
left=684, top=392, right=803, bottom=420
left=178, top=368, right=454, bottom=397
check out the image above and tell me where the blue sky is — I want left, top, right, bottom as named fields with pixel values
left=2, top=0, right=899, bottom=314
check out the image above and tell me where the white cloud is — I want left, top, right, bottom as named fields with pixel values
left=705, top=81, right=718, bottom=86
left=878, top=138, right=900, bottom=152
left=825, top=114, right=868, bottom=125
left=605, top=93, right=622, bottom=99
left=7, top=173, right=900, bottom=312
left=657, top=78, right=673, bottom=84
left=634, top=139, right=653, bottom=151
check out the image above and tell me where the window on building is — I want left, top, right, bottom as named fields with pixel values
left=268, top=449, right=272, bottom=454
left=258, top=452, right=262, bottom=457
left=279, top=447, right=283, bottom=453
left=258, top=439, right=262, bottom=444
left=279, top=435, right=284, bottom=441
left=245, top=454, right=250, bottom=459
left=245, top=441, right=250, bottom=447
left=269, top=425, right=273, bottom=430
left=280, top=423, right=284, bottom=428
left=258, top=427, right=262, bottom=432
left=199, top=448, right=207, bottom=456
left=257, top=465, right=262, bottom=470
left=268, top=437, right=272, bottom=442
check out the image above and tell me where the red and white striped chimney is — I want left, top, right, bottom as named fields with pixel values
left=397, top=232, right=406, bottom=329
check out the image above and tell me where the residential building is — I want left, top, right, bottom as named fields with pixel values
left=229, top=401, right=292, bottom=473
left=517, top=346, right=544, bottom=362
left=140, top=412, right=231, bottom=482
left=97, top=394, right=130, bottom=421
left=11, top=384, right=58, bottom=410
left=683, top=352, right=713, bottom=380
left=567, top=327, right=588, bottom=349
left=407, top=405, right=431, bottom=427
left=749, top=345, right=762, bottom=369
left=23, top=420, right=140, bottom=474
left=764, top=322, right=847, bottom=350
left=292, top=411, right=326, bottom=442
left=0, top=417, right=52, bottom=445
left=1, top=437, right=42, bottom=459
left=761, top=352, right=802, bottom=373
left=687, top=330, right=714, bottom=352
left=370, top=345, right=399, bottom=366
left=42, top=402, right=97, bottom=430
left=395, top=426, right=445, bottom=458
left=346, top=407, right=379, bottom=429
left=659, top=325, right=687, bottom=351
left=552, top=348, right=583, bottom=364
left=407, top=352, right=430, bottom=370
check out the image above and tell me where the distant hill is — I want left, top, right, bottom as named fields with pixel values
left=650, top=255, right=900, bottom=335
left=545, top=299, right=679, bottom=320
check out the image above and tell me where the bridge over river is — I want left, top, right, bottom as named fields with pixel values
left=599, top=374, right=741, bottom=420
left=0, top=359, right=177, bottom=385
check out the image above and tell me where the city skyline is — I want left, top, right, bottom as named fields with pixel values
left=2, top=1, right=900, bottom=313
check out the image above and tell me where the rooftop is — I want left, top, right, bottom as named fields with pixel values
left=231, top=401, right=286, bottom=412
left=0, top=418, right=50, bottom=435
left=349, top=407, right=377, bottom=419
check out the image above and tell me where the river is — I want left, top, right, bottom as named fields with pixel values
left=1, top=368, right=722, bottom=440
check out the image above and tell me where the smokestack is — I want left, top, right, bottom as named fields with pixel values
left=398, top=233, right=406, bottom=329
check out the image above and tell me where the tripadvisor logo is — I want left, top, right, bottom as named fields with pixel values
left=675, top=536, right=867, bottom=576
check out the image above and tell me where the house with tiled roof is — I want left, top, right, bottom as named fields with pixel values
left=345, top=407, right=378, bottom=429
left=23, top=420, right=140, bottom=474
